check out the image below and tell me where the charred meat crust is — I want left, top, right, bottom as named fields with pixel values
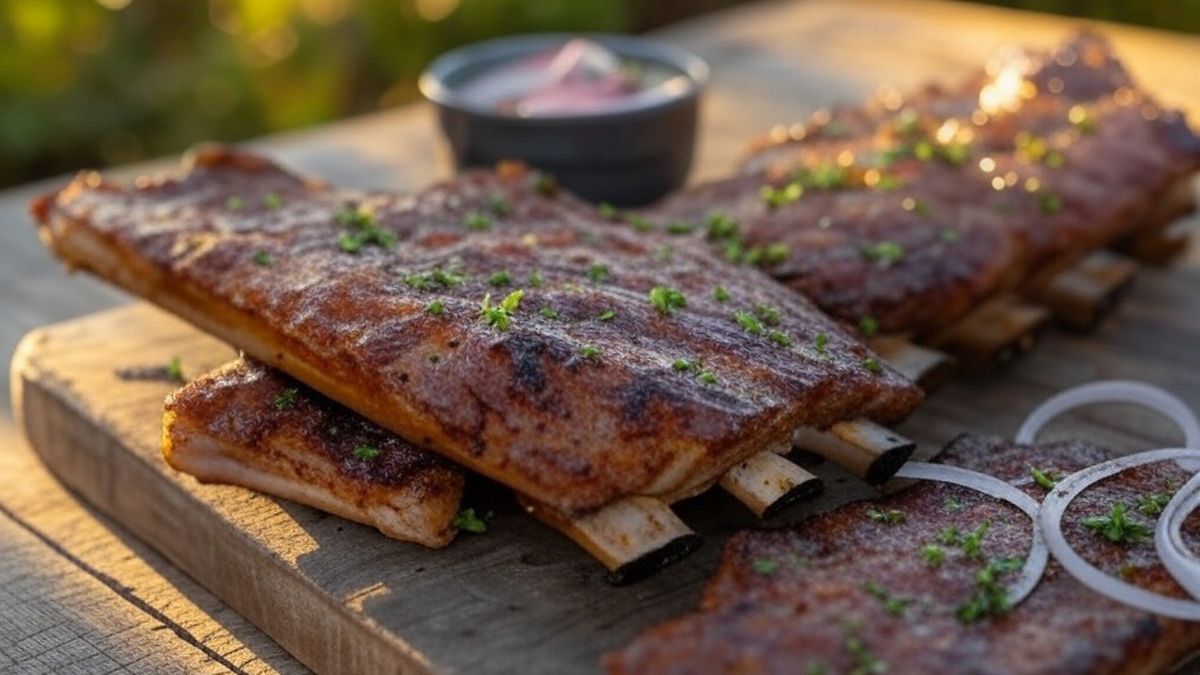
left=34, top=149, right=922, bottom=514
left=608, top=434, right=1200, bottom=675
left=647, top=32, right=1200, bottom=337
left=164, top=358, right=465, bottom=547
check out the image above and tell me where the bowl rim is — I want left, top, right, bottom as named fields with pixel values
left=418, top=32, right=709, bottom=125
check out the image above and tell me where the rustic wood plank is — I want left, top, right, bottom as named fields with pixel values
left=0, top=472, right=232, bottom=674
left=0, top=420, right=308, bottom=675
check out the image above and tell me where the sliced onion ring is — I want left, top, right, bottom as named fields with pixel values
left=1158, top=471, right=1200, bottom=602
left=1015, top=380, right=1200, bottom=459
left=1039, top=448, right=1200, bottom=620
left=895, top=462, right=1047, bottom=606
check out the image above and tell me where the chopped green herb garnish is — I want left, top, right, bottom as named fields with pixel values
left=697, top=370, right=718, bottom=385
left=226, top=196, right=245, bottom=211
left=941, top=227, right=962, bottom=243
left=463, top=211, right=491, bottom=231
left=598, top=202, right=618, bottom=220
left=627, top=214, right=654, bottom=232
left=862, top=357, right=884, bottom=375
left=867, top=508, right=905, bottom=524
left=586, top=264, right=610, bottom=283
left=263, top=191, right=283, bottom=209
left=864, top=581, right=911, bottom=617
left=957, top=557, right=1022, bottom=623
left=166, top=357, right=184, bottom=384
left=961, top=521, right=990, bottom=559
left=769, top=330, right=792, bottom=347
left=938, top=526, right=962, bottom=545
left=713, top=286, right=731, bottom=303
left=649, top=286, right=687, bottom=315
left=488, top=194, right=510, bottom=216
left=273, top=387, right=298, bottom=410
left=921, top=544, right=945, bottom=567
left=673, top=358, right=696, bottom=372
left=858, top=315, right=879, bottom=337
left=814, top=332, right=829, bottom=355
left=1083, top=502, right=1152, bottom=544
left=666, top=220, right=695, bottom=235
left=754, top=305, right=781, bottom=325
left=252, top=250, right=271, bottom=266
left=538, top=306, right=560, bottom=320
left=752, top=558, right=779, bottom=575
left=425, top=300, right=445, bottom=315
left=579, top=345, right=601, bottom=361
left=734, top=311, right=764, bottom=335
left=336, top=206, right=395, bottom=252
left=943, top=497, right=964, bottom=513
left=404, top=267, right=466, bottom=290
left=860, top=240, right=905, bottom=265
left=706, top=212, right=740, bottom=241
left=597, top=309, right=616, bottom=322
left=1030, top=466, right=1058, bottom=490
left=352, top=445, right=381, bottom=461
left=527, top=270, right=544, bottom=288
left=760, top=182, right=803, bottom=208
left=453, top=508, right=488, bottom=534
left=1138, top=493, right=1170, bottom=516
left=488, top=270, right=512, bottom=287
left=480, top=289, right=524, bottom=331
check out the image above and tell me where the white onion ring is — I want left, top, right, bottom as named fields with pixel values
left=1159, top=472, right=1200, bottom=602
left=1015, top=380, right=1200, bottom=461
left=1038, top=448, right=1200, bottom=619
left=895, top=462, right=1047, bottom=606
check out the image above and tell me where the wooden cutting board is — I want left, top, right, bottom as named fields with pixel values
left=10, top=280, right=1200, bottom=674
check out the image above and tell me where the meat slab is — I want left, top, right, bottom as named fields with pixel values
left=165, top=358, right=465, bottom=548
left=33, top=148, right=921, bottom=515
left=609, top=434, right=1200, bottom=675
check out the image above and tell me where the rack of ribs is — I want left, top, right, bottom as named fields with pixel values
left=33, top=148, right=923, bottom=581
left=646, top=32, right=1199, bottom=350
left=609, top=434, right=1200, bottom=674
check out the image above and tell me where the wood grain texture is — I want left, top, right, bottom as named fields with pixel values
left=3, top=0, right=1200, bottom=672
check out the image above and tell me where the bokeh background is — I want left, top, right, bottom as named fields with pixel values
left=2, top=0, right=1197, bottom=187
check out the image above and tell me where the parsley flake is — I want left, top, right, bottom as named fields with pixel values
left=488, top=194, right=511, bottom=217
left=858, top=315, right=879, bottom=337
left=1030, top=466, right=1058, bottom=490
left=862, top=357, right=884, bottom=374
left=453, top=508, right=488, bottom=534
left=263, top=191, right=283, bottom=209
left=488, top=270, right=512, bottom=287
left=586, top=264, right=610, bottom=282
left=425, top=300, right=445, bottom=315
left=1138, top=493, right=1170, bottom=517
left=649, top=286, right=687, bottom=315
left=713, top=285, right=731, bottom=303
left=866, top=508, right=905, bottom=524
left=734, top=311, right=764, bottom=335
left=352, top=445, right=381, bottom=461
left=597, top=309, right=616, bottom=322
left=921, top=544, right=945, bottom=567
left=166, top=357, right=185, bottom=384
left=226, top=196, right=245, bottom=211
left=579, top=345, right=601, bottom=361
left=252, top=250, right=271, bottom=266
left=860, top=240, right=905, bottom=265
left=463, top=211, right=492, bottom=231
left=1082, top=502, right=1151, bottom=544
left=752, top=558, right=779, bottom=575
left=273, top=387, right=298, bottom=410
left=480, top=289, right=524, bottom=331
left=814, top=332, right=829, bottom=355
left=538, top=306, right=560, bottom=320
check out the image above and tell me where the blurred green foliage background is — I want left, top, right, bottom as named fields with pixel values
left=1, top=0, right=1197, bottom=187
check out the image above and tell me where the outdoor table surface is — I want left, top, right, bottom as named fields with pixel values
left=2, top=0, right=1199, bottom=672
